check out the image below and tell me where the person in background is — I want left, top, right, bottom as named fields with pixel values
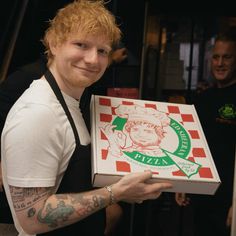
left=1, top=1, right=172, bottom=235
left=176, top=30, right=236, bottom=236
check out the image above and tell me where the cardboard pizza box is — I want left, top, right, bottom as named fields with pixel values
left=90, top=95, right=221, bottom=195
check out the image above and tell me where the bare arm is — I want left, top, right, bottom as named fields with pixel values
left=10, top=171, right=172, bottom=234
left=10, top=186, right=109, bottom=234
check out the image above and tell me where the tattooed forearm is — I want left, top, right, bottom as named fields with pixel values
left=37, top=201, right=74, bottom=228
left=70, top=194, right=106, bottom=218
left=37, top=193, right=106, bottom=228
left=10, top=186, right=49, bottom=212
left=70, top=193, right=106, bottom=207
left=9, top=186, right=109, bottom=230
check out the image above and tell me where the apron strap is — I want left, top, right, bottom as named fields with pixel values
left=44, top=69, right=79, bottom=143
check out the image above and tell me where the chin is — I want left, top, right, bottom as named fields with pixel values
left=215, top=75, right=227, bottom=81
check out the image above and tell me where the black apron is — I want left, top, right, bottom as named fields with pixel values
left=38, top=70, right=105, bottom=235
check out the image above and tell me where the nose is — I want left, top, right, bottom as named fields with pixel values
left=216, top=57, right=224, bottom=66
left=84, top=48, right=98, bottom=64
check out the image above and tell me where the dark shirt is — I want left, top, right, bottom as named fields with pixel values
left=192, top=82, right=236, bottom=236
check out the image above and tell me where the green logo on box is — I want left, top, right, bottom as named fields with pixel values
left=112, top=117, right=200, bottom=178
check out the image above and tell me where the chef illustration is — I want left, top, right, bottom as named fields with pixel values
left=100, top=104, right=170, bottom=157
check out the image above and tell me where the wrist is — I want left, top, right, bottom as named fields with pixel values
left=104, top=185, right=116, bottom=205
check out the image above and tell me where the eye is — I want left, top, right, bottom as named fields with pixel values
left=75, top=42, right=87, bottom=49
left=224, top=55, right=233, bottom=60
left=212, top=55, right=219, bottom=60
left=98, top=48, right=109, bottom=56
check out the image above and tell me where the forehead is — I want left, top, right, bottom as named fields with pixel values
left=69, top=31, right=112, bottom=48
left=213, top=41, right=236, bottom=55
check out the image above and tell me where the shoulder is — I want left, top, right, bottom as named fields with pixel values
left=194, top=86, right=216, bottom=103
left=5, top=80, right=60, bottom=128
left=0, top=59, right=47, bottom=120
left=3, top=58, right=47, bottom=94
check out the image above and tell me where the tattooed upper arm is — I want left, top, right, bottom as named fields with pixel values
left=8, top=186, right=52, bottom=234
left=9, top=185, right=51, bottom=214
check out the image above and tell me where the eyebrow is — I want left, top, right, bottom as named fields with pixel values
left=71, top=38, right=111, bottom=49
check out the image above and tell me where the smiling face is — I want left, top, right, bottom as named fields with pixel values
left=211, top=40, right=236, bottom=87
left=49, top=33, right=111, bottom=97
left=129, top=123, right=161, bottom=147
left=42, top=0, right=121, bottom=98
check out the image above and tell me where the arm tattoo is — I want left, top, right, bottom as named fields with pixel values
left=37, top=201, right=74, bottom=228
left=10, top=186, right=49, bottom=213
left=70, top=194, right=106, bottom=218
left=37, top=194, right=106, bottom=228
left=11, top=186, right=107, bottom=229
left=28, top=208, right=36, bottom=217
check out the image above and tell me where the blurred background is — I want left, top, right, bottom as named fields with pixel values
left=1, top=0, right=236, bottom=103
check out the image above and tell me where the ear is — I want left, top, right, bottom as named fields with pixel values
left=107, top=53, right=113, bottom=67
left=48, top=38, right=58, bottom=56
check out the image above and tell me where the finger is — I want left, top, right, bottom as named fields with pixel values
left=135, top=170, right=152, bottom=182
left=153, top=182, right=173, bottom=190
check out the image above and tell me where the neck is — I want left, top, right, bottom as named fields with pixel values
left=48, top=66, right=85, bottom=100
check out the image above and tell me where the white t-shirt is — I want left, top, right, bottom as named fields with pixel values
left=1, top=79, right=90, bottom=235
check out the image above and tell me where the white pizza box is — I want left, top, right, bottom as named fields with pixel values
left=90, top=95, right=221, bottom=195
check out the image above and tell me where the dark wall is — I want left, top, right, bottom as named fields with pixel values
left=1, top=0, right=146, bottom=78
left=3, top=0, right=73, bottom=76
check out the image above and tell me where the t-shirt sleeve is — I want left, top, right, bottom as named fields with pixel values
left=3, top=103, right=64, bottom=187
